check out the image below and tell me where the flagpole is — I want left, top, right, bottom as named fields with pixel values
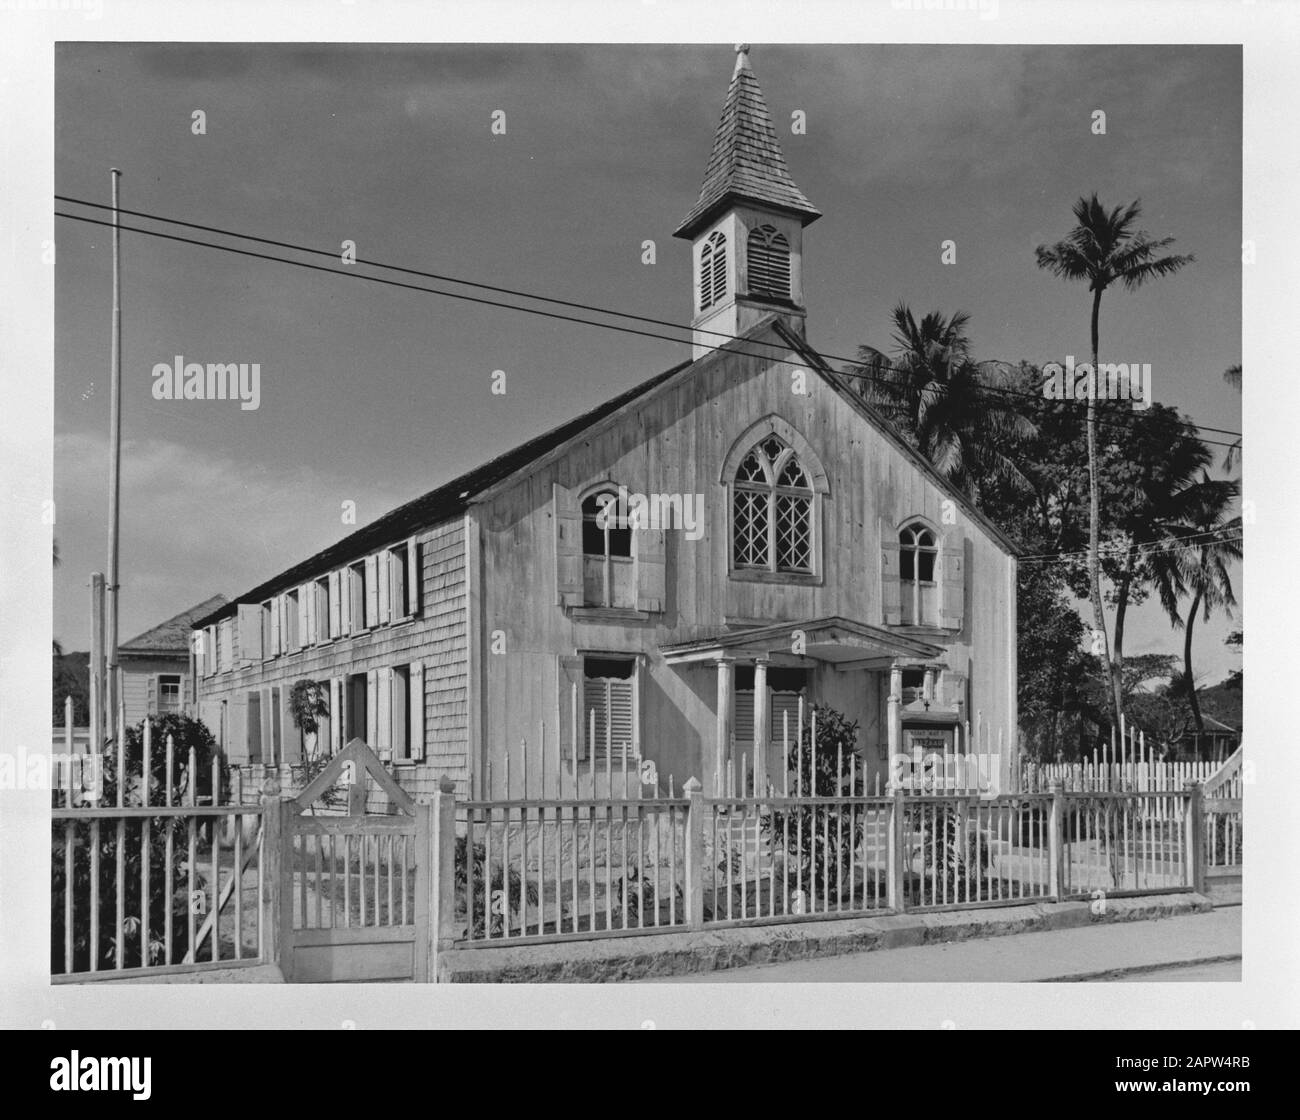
left=104, top=168, right=123, bottom=737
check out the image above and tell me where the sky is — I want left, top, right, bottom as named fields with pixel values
left=53, top=42, right=1242, bottom=686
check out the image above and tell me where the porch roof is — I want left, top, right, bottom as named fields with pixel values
left=659, top=615, right=944, bottom=667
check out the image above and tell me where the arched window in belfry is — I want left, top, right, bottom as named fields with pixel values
left=747, top=224, right=791, bottom=301
left=699, top=231, right=727, bottom=311
left=732, top=434, right=814, bottom=574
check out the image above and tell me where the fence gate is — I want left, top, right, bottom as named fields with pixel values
left=277, top=739, right=429, bottom=982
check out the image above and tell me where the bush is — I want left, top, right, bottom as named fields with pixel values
left=454, top=835, right=539, bottom=937
left=763, top=704, right=864, bottom=902
left=52, top=715, right=220, bottom=972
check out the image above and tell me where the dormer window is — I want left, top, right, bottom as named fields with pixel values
left=699, top=231, right=727, bottom=311
left=747, top=224, right=791, bottom=301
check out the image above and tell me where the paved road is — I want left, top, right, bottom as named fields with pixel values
left=651, top=908, right=1241, bottom=983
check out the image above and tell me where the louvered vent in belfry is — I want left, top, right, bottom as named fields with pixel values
left=747, top=225, right=791, bottom=300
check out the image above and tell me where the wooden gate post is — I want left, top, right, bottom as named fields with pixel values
left=683, top=778, right=704, bottom=929
left=887, top=784, right=906, bottom=911
left=261, top=792, right=284, bottom=976
left=1048, top=780, right=1064, bottom=901
left=429, top=776, right=459, bottom=979
left=1185, top=780, right=1207, bottom=895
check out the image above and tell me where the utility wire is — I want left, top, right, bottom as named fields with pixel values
left=54, top=201, right=1243, bottom=450
left=57, top=194, right=1244, bottom=441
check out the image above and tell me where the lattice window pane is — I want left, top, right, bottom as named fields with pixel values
left=733, top=489, right=770, bottom=568
left=775, top=494, right=813, bottom=571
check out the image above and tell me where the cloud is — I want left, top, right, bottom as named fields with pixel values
left=53, top=430, right=410, bottom=648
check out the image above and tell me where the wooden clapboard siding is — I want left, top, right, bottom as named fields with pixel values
left=472, top=321, right=1017, bottom=793
left=118, top=655, right=189, bottom=725
left=195, top=519, right=470, bottom=799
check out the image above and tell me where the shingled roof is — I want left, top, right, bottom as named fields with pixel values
left=120, top=594, right=229, bottom=655
left=673, top=46, right=822, bottom=240
left=192, top=359, right=693, bottom=628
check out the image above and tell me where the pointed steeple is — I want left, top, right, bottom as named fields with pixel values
left=673, top=45, right=821, bottom=241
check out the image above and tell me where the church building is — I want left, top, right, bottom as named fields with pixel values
left=191, top=46, right=1019, bottom=800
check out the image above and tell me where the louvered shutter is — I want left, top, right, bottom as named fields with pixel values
left=296, top=587, right=309, bottom=648
left=409, top=662, right=425, bottom=761
left=406, top=538, right=421, bottom=616
left=229, top=695, right=249, bottom=763
left=733, top=691, right=755, bottom=746
left=558, top=655, right=587, bottom=760
left=182, top=672, right=192, bottom=711
left=636, top=527, right=667, bottom=612
left=553, top=484, right=584, bottom=607
left=364, top=556, right=379, bottom=627
left=584, top=676, right=634, bottom=762
left=207, top=626, right=218, bottom=675
left=377, top=551, right=391, bottom=624
left=147, top=675, right=157, bottom=715
left=881, top=538, right=902, bottom=626
left=747, top=227, right=791, bottom=300
left=770, top=692, right=803, bottom=749
left=237, top=603, right=261, bottom=663
left=270, top=597, right=282, bottom=655
left=366, top=669, right=378, bottom=748
left=940, top=542, right=965, bottom=631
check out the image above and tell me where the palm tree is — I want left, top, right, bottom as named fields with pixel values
left=853, top=303, right=1035, bottom=503
left=1222, top=363, right=1241, bottom=471
left=1036, top=195, right=1194, bottom=733
left=1148, top=473, right=1241, bottom=734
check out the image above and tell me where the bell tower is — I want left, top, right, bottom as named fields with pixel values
left=674, top=45, right=822, bottom=360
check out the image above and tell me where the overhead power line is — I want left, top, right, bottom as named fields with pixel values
left=54, top=199, right=1243, bottom=451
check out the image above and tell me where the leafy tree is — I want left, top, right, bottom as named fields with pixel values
left=288, top=679, right=330, bottom=761
left=1036, top=194, right=1194, bottom=733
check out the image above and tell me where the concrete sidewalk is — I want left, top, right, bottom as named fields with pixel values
left=652, top=906, right=1241, bottom=983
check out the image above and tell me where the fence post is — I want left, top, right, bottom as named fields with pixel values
left=683, top=778, right=704, bottom=929
left=1048, top=780, right=1064, bottom=902
left=261, top=790, right=284, bottom=976
left=429, top=775, right=459, bottom=978
left=1185, top=780, right=1206, bottom=895
left=887, top=784, right=907, bottom=911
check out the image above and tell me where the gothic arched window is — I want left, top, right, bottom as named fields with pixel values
left=699, top=231, right=727, bottom=311
left=899, top=522, right=939, bottom=625
left=747, top=225, right=791, bottom=301
left=732, top=435, right=814, bottom=574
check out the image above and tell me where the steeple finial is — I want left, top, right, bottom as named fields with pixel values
left=733, top=43, right=751, bottom=76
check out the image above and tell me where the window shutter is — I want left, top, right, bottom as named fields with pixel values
left=733, top=691, right=755, bottom=746
left=558, top=655, right=587, bottom=759
left=770, top=692, right=803, bottom=749
left=237, top=604, right=261, bottom=663
left=389, top=547, right=405, bottom=620
left=584, top=677, right=634, bottom=762
left=409, top=662, right=425, bottom=761
left=377, top=551, right=391, bottom=624
left=305, top=583, right=317, bottom=645
left=281, top=688, right=301, bottom=765
left=182, top=673, right=192, bottom=710
left=296, top=588, right=309, bottom=648
left=147, top=674, right=157, bottom=715
left=406, top=538, right=421, bottom=616
left=940, top=542, right=965, bottom=631
left=270, top=597, right=282, bottom=655
left=345, top=570, right=358, bottom=635
left=260, top=686, right=274, bottom=765
left=328, top=572, right=342, bottom=638
left=881, top=538, right=902, bottom=626
left=330, top=678, right=344, bottom=754
left=635, top=527, right=667, bottom=613
left=193, top=631, right=206, bottom=678
left=228, top=696, right=248, bottom=763
left=377, top=667, right=393, bottom=759
left=366, top=669, right=378, bottom=748
left=553, top=484, right=584, bottom=607
left=364, top=556, right=379, bottom=627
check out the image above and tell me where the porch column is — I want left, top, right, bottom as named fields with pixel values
left=714, top=655, right=735, bottom=797
left=887, top=664, right=902, bottom=774
left=753, top=655, right=770, bottom=795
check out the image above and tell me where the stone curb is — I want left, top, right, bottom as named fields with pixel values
left=436, top=893, right=1214, bottom=983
